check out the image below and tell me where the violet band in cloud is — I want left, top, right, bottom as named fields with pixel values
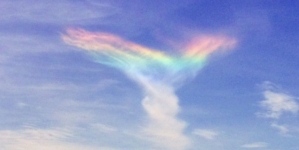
left=62, top=28, right=236, bottom=83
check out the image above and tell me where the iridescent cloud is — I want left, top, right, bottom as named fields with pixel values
left=62, top=28, right=236, bottom=150
left=62, top=28, right=236, bottom=85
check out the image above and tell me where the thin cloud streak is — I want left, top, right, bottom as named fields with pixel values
left=0, top=128, right=115, bottom=150
left=0, top=0, right=113, bottom=24
left=91, top=123, right=118, bottom=133
left=271, top=123, right=289, bottom=135
left=241, top=142, right=268, bottom=148
left=192, top=129, right=218, bottom=140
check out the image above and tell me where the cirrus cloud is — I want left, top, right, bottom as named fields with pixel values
left=241, top=142, right=268, bottom=149
left=192, top=129, right=218, bottom=140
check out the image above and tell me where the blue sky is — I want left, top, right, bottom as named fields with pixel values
left=1, top=0, right=299, bottom=150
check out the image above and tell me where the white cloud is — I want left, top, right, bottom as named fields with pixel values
left=140, top=79, right=190, bottom=150
left=192, top=129, right=218, bottom=140
left=0, top=128, right=115, bottom=150
left=241, top=142, right=268, bottom=148
left=271, top=123, right=289, bottom=135
left=259, top=82, right=299, bottom=119
left=0, top=0, right=114, bottom=24
left=91, top=123, right=118, bottom=133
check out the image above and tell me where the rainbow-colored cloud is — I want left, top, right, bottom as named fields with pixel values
left=62, top=28, right=236, bottom=84
left=62, top=28, right=236, bottom=150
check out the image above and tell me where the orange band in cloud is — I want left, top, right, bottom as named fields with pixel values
left=62, top=28, right=236, bottom=81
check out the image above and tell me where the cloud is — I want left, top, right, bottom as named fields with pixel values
left=91, top=123, right=118, bottom=133
left=140, top=80, right=189, bottom=150
left=0, top=73, right=129, bottom=128
left=271, top=123, right=289, bottom=135
left=192, top=129, right=218, bottom=140
left=0, top=128, right=116, bottom=150
left=62, top=28, right=236, bottom=84
left=62, top=28, right=236, bottom=150
left=0, top=0, right=114, bottom=24
left=241, top=142, right=268, bottom=148
left=258, top=81, right=299, bottom=119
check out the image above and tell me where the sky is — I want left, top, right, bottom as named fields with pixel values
left=1, top=0, right=299, bottom=150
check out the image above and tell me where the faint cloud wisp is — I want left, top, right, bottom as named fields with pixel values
left=241, top=142, right=268, bottom=149
left=0, top=128, right=104, bottom=150
left=271, top=123, right=289, bottom=135
left=192, top=129, right=218, bottom=140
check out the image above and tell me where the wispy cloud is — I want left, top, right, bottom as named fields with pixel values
left=91, top=123, right=118, bottom=133
left=0, top=0, right=114, bottom=24
left=258, top=81, right=299, bottom=119
left=0, top=128, right=116, bottom=150
left=192, top=129, right=218, bottom=140
left=271, top=123, right=289, bottom=135
left=0, top=78, right=137, bottom=150
left=241, top=142, right=268, bottom=148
